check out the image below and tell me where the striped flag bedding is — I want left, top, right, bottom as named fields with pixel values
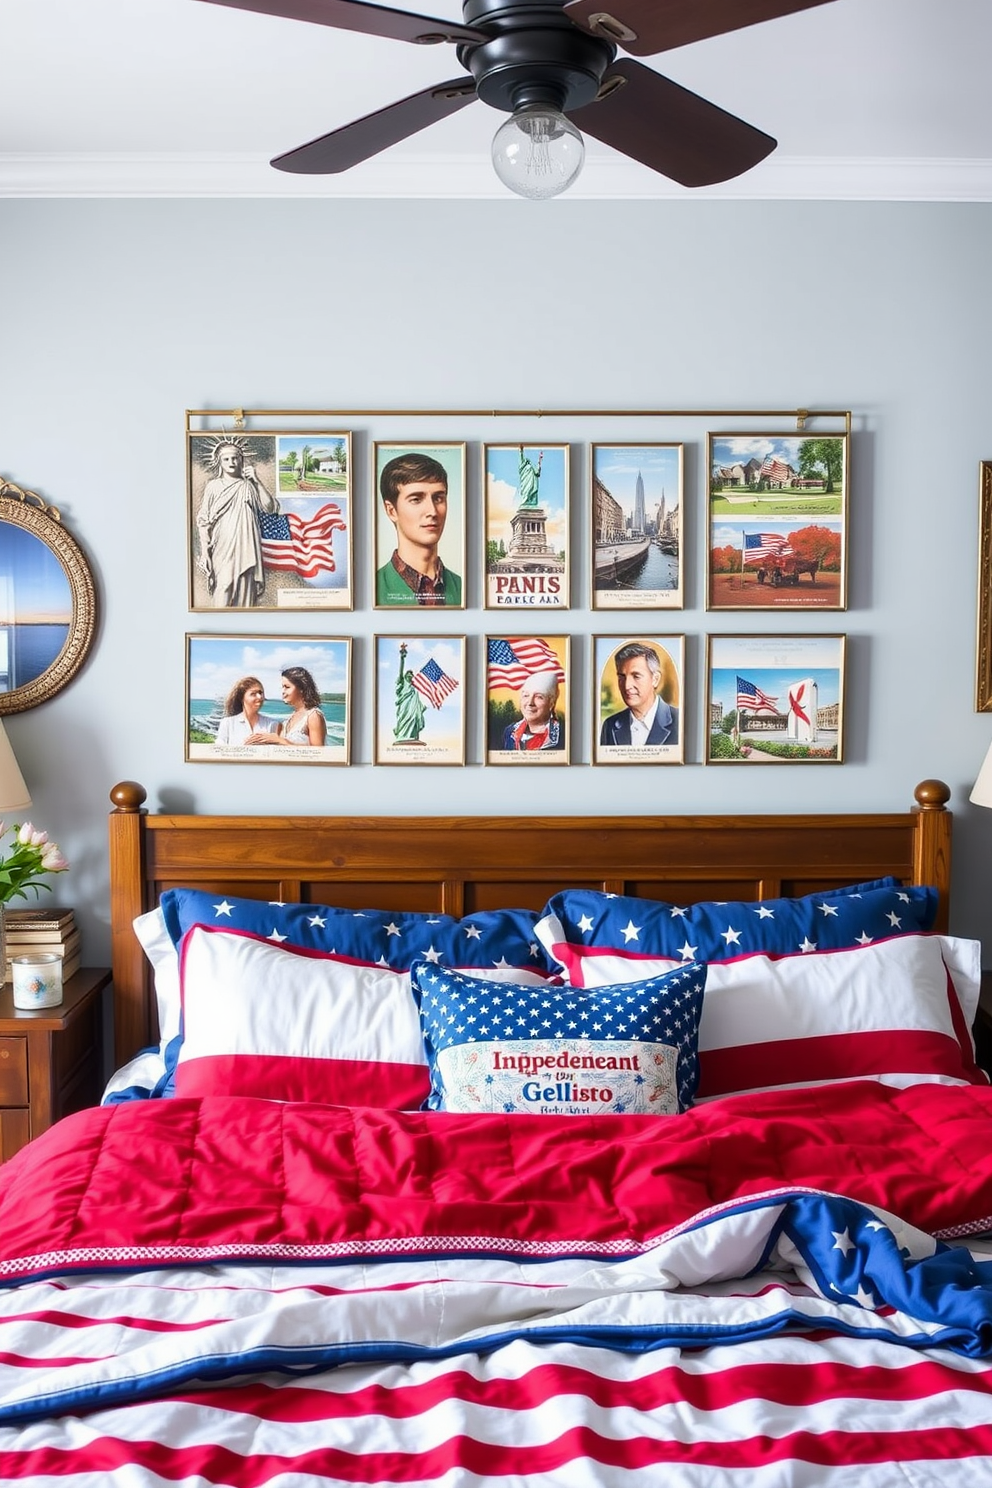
left=4, top=1332, right=992, bottom=1484
left=2, top=1088, right=992, bottom=1481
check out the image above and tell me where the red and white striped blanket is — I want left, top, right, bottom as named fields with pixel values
left=2, top=1081, right=992, bottom=1484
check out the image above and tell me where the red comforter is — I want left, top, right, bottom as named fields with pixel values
left=1, top=1079, right=991, bottom=1274
left=2, top=1080, right=992, bottom=1487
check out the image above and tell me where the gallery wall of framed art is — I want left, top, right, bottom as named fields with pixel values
left=183, top=405, right=853, bottom=769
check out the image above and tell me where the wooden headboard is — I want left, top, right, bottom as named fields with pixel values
left=107, top=779, right=953, bottom=1068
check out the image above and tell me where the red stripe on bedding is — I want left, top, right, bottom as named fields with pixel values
left=8, top=1308, right=228, bottom=1333
left=942, top=964, right=985, bottom=1082
left=547, top=934, right=934, bottom=978
left=697, top=1028, right=972, bottom=1099
left=4, top=1423, right=992, bottom=1483
left=175, top=1054, right=431, bottom=1108
left=176, top=1356, right=992, bottom=1421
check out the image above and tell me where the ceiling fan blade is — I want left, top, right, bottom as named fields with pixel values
left=564, top=0, right=836, bottom=57
left=567, top=60, right=775, bottom=188
left=272, top=78, right=477, bottom=172
left=196, top=0, right=485, bottom=47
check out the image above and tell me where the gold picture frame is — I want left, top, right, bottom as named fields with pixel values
left=485, top=634, right=570, bottom=765
left=705, top=633, right=846, bottom=764
left=976, top=462, right=992, bottom=710
left=373, top=635, right=466, bottom=765
left=186, top=425, right=354, bottom=612
left=0, top=480, right=98, bottom=715
left=185, top=634, right=352, bottom=764
left=372, top=442, right=467, bottom=611
left=706, top=431, right=849, bottom=611
left=593, top=634, right=685, bottom=765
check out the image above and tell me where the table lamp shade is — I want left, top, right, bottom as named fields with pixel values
left=971, top=740, right=992, bottom=809
left=0, top=721, right=30, bottom=813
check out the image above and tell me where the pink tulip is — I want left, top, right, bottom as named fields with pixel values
left=17, top=822, right=48, bottom=848
left=40, top=844, right=68, bottom=872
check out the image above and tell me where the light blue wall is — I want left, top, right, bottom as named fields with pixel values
left=2, top=198, right=991, bottom=963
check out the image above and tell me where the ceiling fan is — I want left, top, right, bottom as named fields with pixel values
left=198, top=0, right=837, bottom=199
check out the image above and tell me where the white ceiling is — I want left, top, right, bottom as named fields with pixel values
left=3, top=0, right=992, bottom=199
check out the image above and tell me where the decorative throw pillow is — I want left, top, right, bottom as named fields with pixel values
left=410, top=958, right=707, bottom=1116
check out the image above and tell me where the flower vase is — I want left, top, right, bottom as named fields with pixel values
left=0, top=903, right=6, bottom=987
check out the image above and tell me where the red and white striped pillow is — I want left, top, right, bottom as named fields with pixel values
left=546, top=933, right=984, bottom=1100
left=174, top=925, right=548, bottom=1107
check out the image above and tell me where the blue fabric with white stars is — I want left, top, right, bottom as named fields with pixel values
left=537, top=879, right=938, bottom=972
left=160, top=887, right=553, bottom=975
left=410, top=959, right=707, bottom=1115
left=764, top=1188, right=992, bottom=1358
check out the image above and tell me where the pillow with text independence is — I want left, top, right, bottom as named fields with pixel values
left=410, top=958, right=707, bottom=1116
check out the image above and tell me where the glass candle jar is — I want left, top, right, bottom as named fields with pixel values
left=11, top=953, right=63, bottom=1010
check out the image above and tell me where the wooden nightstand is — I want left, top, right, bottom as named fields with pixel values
left=0, top=968, right=109, bottom=1161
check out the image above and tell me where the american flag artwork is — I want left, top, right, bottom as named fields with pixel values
left=412, top=657, right=458, bottom=710
left=759, top=454, right=794, bottom=483
left=736, top=675, right=780, bottom=716
left=743, top=531, right=792, bottom=563
left=487, top=637, right=565, bottom=690
left=259, top=503, right=346, bottom=580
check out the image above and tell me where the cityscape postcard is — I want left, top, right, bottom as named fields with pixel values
left=592, top=444, right=683, bottom=610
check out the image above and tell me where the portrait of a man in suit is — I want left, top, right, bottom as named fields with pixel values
left=600, top=641, right=679, bottom=749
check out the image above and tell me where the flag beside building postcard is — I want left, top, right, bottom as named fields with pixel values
left=706, top=634, right=846, bottom=765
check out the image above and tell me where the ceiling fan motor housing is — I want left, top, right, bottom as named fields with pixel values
left=458, top=0, right=616, bottom=114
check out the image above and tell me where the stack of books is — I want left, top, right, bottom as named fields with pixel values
left=3, top=907, right=79, bottom=985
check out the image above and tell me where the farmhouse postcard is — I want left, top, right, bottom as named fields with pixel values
left=707, top=432, right=848, bottom=611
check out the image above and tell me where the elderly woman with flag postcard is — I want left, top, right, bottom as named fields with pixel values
left=486, top=635, right=570, bottom=766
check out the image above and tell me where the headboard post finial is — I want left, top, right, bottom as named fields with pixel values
left=914, top=779, right=951, bottom=811
left=911, top=780, right=952, bottom=935
left=109, top=781, right=150, bottom=1065
left=110, top=781, right=147, bottom=812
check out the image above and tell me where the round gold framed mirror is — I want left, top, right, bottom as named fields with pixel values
left=0, top=480, right=97, bottom=715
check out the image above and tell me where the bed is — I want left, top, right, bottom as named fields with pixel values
left=3, top=777, right=992, bottom=1485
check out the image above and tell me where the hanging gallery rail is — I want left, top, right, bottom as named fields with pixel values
left=186, top=409, right=853, bottom=434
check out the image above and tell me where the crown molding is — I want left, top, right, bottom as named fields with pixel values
left=1, top=153, right=990, bottom=201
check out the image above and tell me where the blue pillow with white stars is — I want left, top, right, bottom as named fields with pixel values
left=410, top=959, right=707, bottom=1116
left=535, top=881, right=938, bottom=988
left=160, top=887, right=551, bottom=976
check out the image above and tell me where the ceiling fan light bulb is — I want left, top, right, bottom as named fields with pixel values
left=491, top=107, right=585, bottom=201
